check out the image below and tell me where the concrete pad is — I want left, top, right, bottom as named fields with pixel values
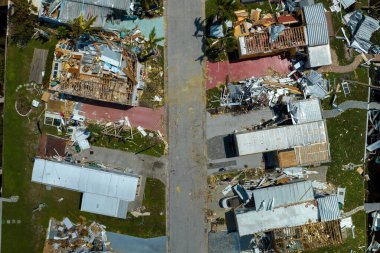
left=206, top=56, right=291, bottom=89
left=77, top=102, right=164, bottom=132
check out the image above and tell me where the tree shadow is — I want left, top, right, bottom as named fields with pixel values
left=193, top=17, right=206, bottom=65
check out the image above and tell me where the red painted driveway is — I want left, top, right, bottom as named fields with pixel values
left=206, top=56, right=291, bottom=89
left=80, top=103, right=165, bottom=133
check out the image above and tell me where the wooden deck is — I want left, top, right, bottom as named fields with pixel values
left=29, top=48, right=48, bottom=84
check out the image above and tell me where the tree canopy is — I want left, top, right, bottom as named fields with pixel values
left=9, top=0, right=38, bottom=46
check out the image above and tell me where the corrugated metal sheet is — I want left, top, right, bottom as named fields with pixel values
left=252, top=181, right=315, bottom=209
left=304, top=70, right=329, bottom=99
left=235, top=203, right=319, bottom=236
left=346, top=11, right=380, bottom=53
left=234, top=120, right=328, bottom=155
left=299, top=0, right=315, bottom=7
left=67, top=0, right=130, bottom=10
left=32, top=158, right=139, bottom=201
left=340, top=0, right=355, bottom=9
left=32, top=158, right=139, bottom=218
left=317, top=195, right=340, bottom=221
left=303, top=3, right=329, bottom=46
left=59, top=1, right=113, bottom=27
left=288, top=98, right=322, bottom=124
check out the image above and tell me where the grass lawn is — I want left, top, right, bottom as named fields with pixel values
left=206, top=0, right=275, bottom=20
left=2, top=39, right=166, bottom=253
left=87, top=124, right=166, bottom=157
left=321, top=68, right=369, bottom=110
left=308, top=109, right=367, bottom=253
left=207, top=85, right=224, bottom=110
left=139, top=46, right=165, bottom=108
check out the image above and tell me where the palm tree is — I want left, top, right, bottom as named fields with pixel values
left=69, top=14, right=97, bottom=45
left=10, top=0, right=38, bottom=46
left=214, top=0, right=238, bottom=23
left=141, top=0, right=161, bottom=12
left=205, top=26, right=237, bottom=62
left=146, top=27, right=164, bottom=57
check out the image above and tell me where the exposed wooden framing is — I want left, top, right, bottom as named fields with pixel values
left=60, top=75, right=133, bottom=105
left=271, top=220, right=343, bottom=253
left=243, top=26, right=307, bottom=56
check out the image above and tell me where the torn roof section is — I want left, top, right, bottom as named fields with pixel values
left=49, top=38, right=139, bottom=106
left=345, top=10, right=380, bottom=53
left=317, top=195, right=341, bottom=222
left=238, top=26, right=307, bottom=57
left=340, top=0, right=356, bottom=9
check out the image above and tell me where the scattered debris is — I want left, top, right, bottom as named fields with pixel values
left=44, top=218, right=115, bottom=253
left=344, top=10, right=380, bottom=54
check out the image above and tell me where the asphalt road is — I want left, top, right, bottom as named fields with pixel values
left=166, top=0, right=207, bottom=252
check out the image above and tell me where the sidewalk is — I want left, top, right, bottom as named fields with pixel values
left=206, top=56, right=291, bottom=89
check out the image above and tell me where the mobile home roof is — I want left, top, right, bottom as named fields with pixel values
left=32, top=158, right=139, bottom=201
left=234, top=120, right=328, bottom=156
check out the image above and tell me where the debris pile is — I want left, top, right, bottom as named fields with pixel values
left=220, top=76, right=301, bottom=108
left=342, top=10, right=380, bottom=54
left=44, top=218, right=114, bottom=253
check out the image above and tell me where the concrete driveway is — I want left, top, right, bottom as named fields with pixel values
left=206, top=108, right=273, bottom=139
left=68, top=146, right=167, bottom=210
left=69, top=146, right=167, bottom=183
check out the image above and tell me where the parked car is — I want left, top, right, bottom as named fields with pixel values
left=232, top=184, right=251, bottom=204
left=219, top=196, right=241, bottom=209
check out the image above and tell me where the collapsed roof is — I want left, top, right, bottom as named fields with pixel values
left=238, top=26, right=307, bottom=57
left=49, top=38, right=139, bottom=106
left=345, top=10, right=380, bottom=53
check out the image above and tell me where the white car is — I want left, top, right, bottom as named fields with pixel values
left=219, top=196, right=241, bottom=209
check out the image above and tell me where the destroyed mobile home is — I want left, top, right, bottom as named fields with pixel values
left=343, top=10, right=380, bottom=54
left=219, top=71, right=329, bottom=110
left=211, top=168, right=350, bottom=253
left=44, top=217, right=115, bottom=253
left=213, top=3, right=333, bottom=67
left=48, top=33, right=143, bottom=106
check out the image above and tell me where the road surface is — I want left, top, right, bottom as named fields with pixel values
left=166, top=0, right=207, bottom=252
